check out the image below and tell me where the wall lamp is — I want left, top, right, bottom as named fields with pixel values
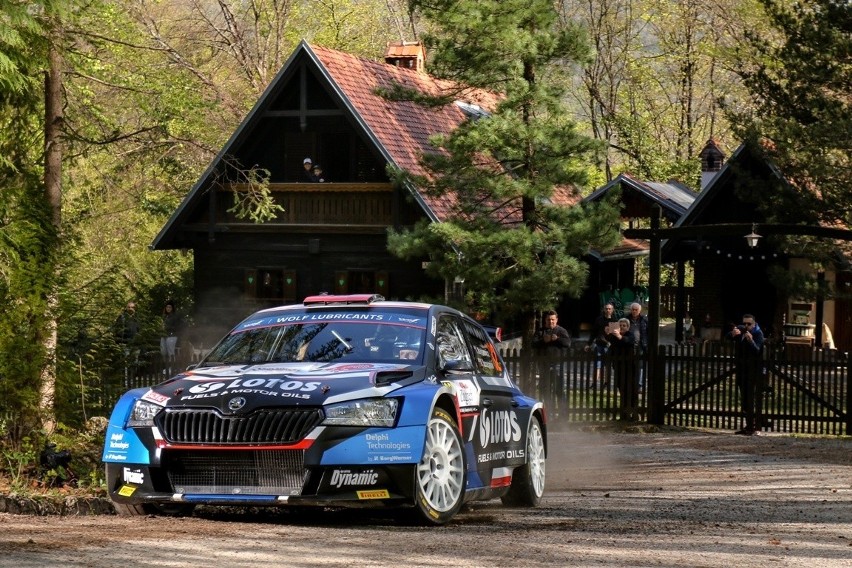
left=745, top=223, right=762, bottom=248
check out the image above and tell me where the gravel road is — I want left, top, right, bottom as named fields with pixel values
left=2, top=425, right=851, bottom=567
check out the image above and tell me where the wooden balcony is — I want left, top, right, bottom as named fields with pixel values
left=196, top=182, right=416, bottom=232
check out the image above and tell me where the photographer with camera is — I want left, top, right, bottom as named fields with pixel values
left=533, top=310, right=572, bottom=416
left=727, top=314, right=765, bottom=435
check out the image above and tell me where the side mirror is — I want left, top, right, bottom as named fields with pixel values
left=441, top=358, right=474, bottom=373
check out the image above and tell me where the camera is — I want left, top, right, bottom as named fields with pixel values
left=736, top=325, right=748, bottom=332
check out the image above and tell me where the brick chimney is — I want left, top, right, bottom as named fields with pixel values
left=698, top=138, right=726, bottom=190
left=384, top=41, right=426, bottom=72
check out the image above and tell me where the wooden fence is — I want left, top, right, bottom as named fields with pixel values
left=502, top=343, right=851, bottom=435
left=84, top=343, right=850, bottom=436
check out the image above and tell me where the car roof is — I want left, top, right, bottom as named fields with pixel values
left=249, top=294, right=440, bottom=319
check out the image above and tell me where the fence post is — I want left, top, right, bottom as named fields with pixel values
left=646, top=205, right=663, bottom=425
left=648, top=344, right=666, bottom=424
left=847, top=354, right=852, bottom=436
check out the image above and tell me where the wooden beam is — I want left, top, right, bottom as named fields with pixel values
left=624, top=223, right=852, bottom=241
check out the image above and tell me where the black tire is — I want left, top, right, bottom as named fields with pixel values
left=411, top=408, right=466, bottom=525
left=502, top=416, right=546, bottom=507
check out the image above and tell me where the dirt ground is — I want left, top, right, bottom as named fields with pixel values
left=1, top=424, right=851, bottom=567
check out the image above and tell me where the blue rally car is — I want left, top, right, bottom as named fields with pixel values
left=102, top=294, right=547, bottom=524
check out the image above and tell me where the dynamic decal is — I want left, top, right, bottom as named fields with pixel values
left=122, top=467, right=144, bottom=485
left=330, top=469, right=379, bottom=488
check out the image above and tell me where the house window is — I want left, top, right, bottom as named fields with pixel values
left=334, top=270, right=389, bottom=296
left=245, top=269, right=298, bottom=302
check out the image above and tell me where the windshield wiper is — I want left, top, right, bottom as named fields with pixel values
left=331, top=330, right=353, bottom=352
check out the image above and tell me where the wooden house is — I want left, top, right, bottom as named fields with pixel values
left=151, top=41, right=507, bottom=341
left=663, top=143, right=852, bottom=349
left=584, top=139, right=851, bottom=350
left=568, top=173, right=698, bottom=332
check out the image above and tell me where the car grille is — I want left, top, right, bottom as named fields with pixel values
left=165, top=450, right=306, bottom=495
left=157, top=408, right=323, bottom=445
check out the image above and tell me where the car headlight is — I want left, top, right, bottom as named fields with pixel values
left=127, top=399, right=164, bottom=427
left=323, top=398, right=399, bottom=427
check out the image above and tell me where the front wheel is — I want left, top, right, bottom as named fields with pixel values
left=412, top=408, right=466, bottom=525
left=502, top=415, right=546, bottom=507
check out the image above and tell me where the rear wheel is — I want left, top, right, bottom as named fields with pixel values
left=502, top=416, right=546, bottom=506
left=412, top=408, right=466, bottom=525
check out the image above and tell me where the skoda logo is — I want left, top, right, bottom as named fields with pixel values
left=228, top=397, right=247, bottom=412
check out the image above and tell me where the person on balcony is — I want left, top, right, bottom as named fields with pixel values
left=301, top=157, right=318, bottom=182
left=727, top=314, right=766, bottom=435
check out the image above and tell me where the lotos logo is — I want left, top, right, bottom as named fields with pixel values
left=478, top=408, right=522, bottom=449
left=188, top=378, right=321, bottom=395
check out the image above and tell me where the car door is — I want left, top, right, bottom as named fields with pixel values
left=459, top=319, right=526, bottom=480
left=433, top=313, right=519, bottom=490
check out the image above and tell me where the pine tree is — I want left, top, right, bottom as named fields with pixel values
left=389, top=0, right=621, bottom=338
left=733, top=0, right=851, bottom=225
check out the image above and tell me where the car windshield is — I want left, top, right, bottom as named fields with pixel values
left=202, top=319, right=426, bottom=366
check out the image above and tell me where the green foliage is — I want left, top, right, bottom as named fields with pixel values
left=0, top=434, right=38, bottom=490
left=225, top=166, right=285, bottom=223
left=390, top=1, right=621, bottom=324
left=0, top=421, right=107, bottom=492
left=733, top=0, right=851, bottom=225
left=0, top=0, right=44, bottom=100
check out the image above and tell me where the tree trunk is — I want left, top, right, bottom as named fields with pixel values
left=40, top=37, right=63, bottom=433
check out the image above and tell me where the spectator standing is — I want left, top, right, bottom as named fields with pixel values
left=607, top=317, right=640, bottom=420
left=160, top=300, right=182, bottom=360
left=628, top=303, right=649, bottom=354
left=115, top=301, right=139, bottom=347
left=114, top=301, right=140, bottom=387
left=532, top=310, right=572, bottom=416
left=585, top=303, right=616, bottom=388
left=628, top=302, right=649, bottom=388
left=683, top=312, right=695, bottom=344
left=727, top=314, right=766, bottom=435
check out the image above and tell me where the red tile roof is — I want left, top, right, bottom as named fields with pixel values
left=311, top=45, right=579, bottom=221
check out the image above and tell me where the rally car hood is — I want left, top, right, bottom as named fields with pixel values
left=139, top=361, right=424, bottom=413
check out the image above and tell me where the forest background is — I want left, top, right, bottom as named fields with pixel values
left=0, top=0, right=848, bottom=488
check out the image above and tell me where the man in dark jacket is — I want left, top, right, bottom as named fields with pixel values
left=628, top=302, right=650, bottom=391
left=533, top=310, right=571, bottom=415
left=727, top=314, right=765, bottom=435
